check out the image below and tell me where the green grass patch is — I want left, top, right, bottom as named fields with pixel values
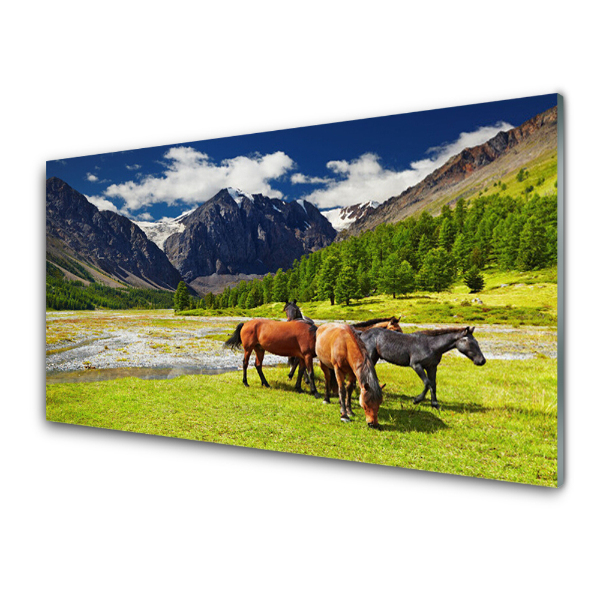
left=180, top=267, right=557, bottom=327
left=47, top=358, right=558, bottom=486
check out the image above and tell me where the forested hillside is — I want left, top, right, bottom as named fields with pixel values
left=200, top=181, right=557, bottom=310
left=46, top=262, right=175, bottom=310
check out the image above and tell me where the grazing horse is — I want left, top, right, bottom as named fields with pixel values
left=361, top=326, right=486, bottom=409
left=352, top=316, right=403, bottom=333
left=223, top=319, right=319, bottom=396
left=316, top=323, right=384, bottom=429
left=284, top=300, right=314, bottom=383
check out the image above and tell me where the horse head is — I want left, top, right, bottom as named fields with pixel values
left=283, top=300, right=302, bottom=321
left=358, top=359, right=384, bottom=430
left=455, top=326, right=486, bottom=366
left=386, top=316, right=403, bottom=332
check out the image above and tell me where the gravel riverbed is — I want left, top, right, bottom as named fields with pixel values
left=46, top=310, right=557, bottom=382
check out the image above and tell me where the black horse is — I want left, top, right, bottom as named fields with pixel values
left=284, top=300, right=314, bottom=383
left=361, top=326, right=486, bottom=409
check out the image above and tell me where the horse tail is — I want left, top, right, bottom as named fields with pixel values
left=223, top=322, right=245, bottom=350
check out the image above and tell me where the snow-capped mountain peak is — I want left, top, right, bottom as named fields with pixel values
left=322, top=201, right=380, bottom=231
left=134, top=210, right=193, bottom=250
left=227, top=187, right=254, bottom=206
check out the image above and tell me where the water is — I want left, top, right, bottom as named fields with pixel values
left=46, top=365, right=237, bottom=384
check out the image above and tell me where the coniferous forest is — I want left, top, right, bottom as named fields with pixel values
left=202, top=189, right=557, bottom=310
left=46, top=262, right=175, bottom=310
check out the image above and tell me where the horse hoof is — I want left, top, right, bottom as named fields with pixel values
left=348, top=410, right=355, bottom=417
left=413, top=398, right=423, bottom=405
left=243, top=382, right=249, bottom=387
left=295, top=389, right=304, bottom=394
left=431, top=402, right=440, bottom=409
left=262, top=383, right=270, bottom=388
left=322, top=399, right=331, bottom=405
left=313, top=392, right=321, bottom=399
left=340, top=416, right=351, bottom=423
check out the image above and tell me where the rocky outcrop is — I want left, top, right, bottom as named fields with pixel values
left=163, top=188, right=336, bottom=282
left=46, top=177, right=182, bottom=290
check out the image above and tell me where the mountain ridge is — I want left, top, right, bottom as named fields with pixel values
left=46, top=177, right=183, bottom=291
left=341, top=105, right=558, bottom=237
left=163, top=188, right=336, bottom=293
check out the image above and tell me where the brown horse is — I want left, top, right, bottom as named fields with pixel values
left=223, top=319, right=319, bottom=396
left=352, top=316, right=403, bottom=333
left=316, top=323, right=384, bottom=429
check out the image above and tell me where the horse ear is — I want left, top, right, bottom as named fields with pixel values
left=468, top=326, right=475, bottom=334
left=293, top=299, right=297, bottom=304
left=381, top=383, right=386, bottom=390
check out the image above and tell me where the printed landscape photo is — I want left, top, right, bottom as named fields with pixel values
left=46, top=94, right=563, bottom=486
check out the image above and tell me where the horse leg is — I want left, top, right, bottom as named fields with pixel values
left=426, top=365, right=439, bottom=409
left=254, top=348, right=270, bottom=388
left=321, top=364, right=332, bottom=404
left=304, top=354, right=320, bottom=398
left=412, top=364, right=432, bottom=405
left=288, top=357, right=298, bottom=380
left=334, top=367, right=350, bottom=422
left=346, top=377, right=356, bottom=417
left=242, top=349, right=252, bottom=387
left=294, top=361, right=306, bottom=393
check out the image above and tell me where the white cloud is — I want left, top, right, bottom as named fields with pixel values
left=301, top=122, right=513, bottom=210
left=85, top=195, right=120, bottom=213
left=126, top=164, right=142, bottom=170
left=291, top=173, right=333, bottom=185
left=103, top=147, right=294, bottom=212
left=86, top=173, right=99, bottom=182
left=135, top=212, right=154, bottom=221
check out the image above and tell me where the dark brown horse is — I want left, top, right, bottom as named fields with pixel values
left=352, top=316, right=403, bottom=332
left=284, top=300, right=314, bottom=384
left=224, top=319, right=319, bottom=396
left=316, top=323, right=384, bottom=429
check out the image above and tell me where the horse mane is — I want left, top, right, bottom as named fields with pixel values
left=352, top=317, right=396, bottom=328
left=416, top=327, right=468, bottom=337
left=347, top=325, right=383, bottom=403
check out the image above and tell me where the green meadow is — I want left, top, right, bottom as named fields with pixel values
left=180, top=266, right=557, bottom=327
left=47, top=358, right=558, bottom=486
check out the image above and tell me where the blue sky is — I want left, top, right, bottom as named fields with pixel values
left=46, top=94, right=557, bottom=222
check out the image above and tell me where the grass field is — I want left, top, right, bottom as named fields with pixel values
left=47, top=358, right=558, bottom=486
left=180, top=266, right=558, bottom=326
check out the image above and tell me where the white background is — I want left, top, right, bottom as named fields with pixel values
left=2, top=2, right=596, bottom=598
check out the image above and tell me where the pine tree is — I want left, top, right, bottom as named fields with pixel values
left=454, top=198, right=466, bottom=232
left=334, top=265, right=358, bottom=306
left=464, top=266, right=485, bottom=293
left=272, top=269, right=289, bottom=302
left=381, top=252, right=402, bottom=298
left=517, top=216, right=546, bottom=270
left=438, top=218, right=456, bottom=251
left=262, top=274, right=274, bottom=304
left=417, top=234, right=433, bottom=269
left=173, top=281, right=190, bottom=312
left=417, top=248, right=455, bottom=292
left=317, top=254, right=340, bottom=305
left=397, top=260, right=416, bottom=296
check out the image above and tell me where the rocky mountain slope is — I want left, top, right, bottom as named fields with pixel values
left=341, top=105, right=558, bottom=238
left=163, top=188, right=336, bottom=293
left=322, top=201, right=380, bottom=231
left=46, top=177, right=182, bottom=290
